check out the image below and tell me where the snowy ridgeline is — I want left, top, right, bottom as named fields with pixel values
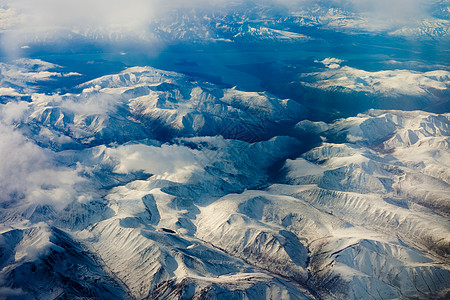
left=0, top=59, right=449, bottom=299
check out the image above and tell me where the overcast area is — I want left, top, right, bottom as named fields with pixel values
left=0, top=0, right=438, bottom=52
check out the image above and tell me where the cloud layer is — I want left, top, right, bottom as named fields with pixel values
left=0, top=0, right=441, bottom=52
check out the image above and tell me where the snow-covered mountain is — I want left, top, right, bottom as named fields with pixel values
left=302, top=59, right=450, bottom=100
left=0, top=59, right=449, bottom=299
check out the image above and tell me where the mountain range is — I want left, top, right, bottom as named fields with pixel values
left=0, top=59, right=448, bottom=299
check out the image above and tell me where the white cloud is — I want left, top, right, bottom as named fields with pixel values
left=0, top=122, right=84, bottom=210
left=105, top=143, right=200, bottom=177
left=349, top=0, right=427, bottom=20
left=28, top=90, right=123, bottom=116
left=0, top=0, right=232, bottom=51
left=0, top=7, right=23, bottom=32
left=0, top=100, right=29, bottom=123
left=0, top=87, right=22, bottom=96
left=315, top=58, right=344, bottom=69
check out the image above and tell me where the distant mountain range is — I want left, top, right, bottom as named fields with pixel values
left=1, top=0, right=448, bottom=49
